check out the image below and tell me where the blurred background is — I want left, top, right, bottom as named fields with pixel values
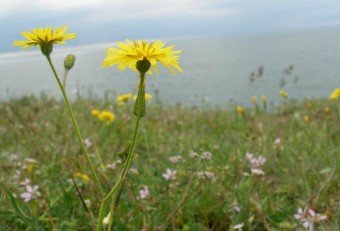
left=1, top=0, right=340, bottom=106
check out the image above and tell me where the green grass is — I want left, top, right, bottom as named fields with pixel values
left=0, top=94, right=339, bottom=230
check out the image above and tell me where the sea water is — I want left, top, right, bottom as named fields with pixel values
left=1, top=28, right=340, bottom=107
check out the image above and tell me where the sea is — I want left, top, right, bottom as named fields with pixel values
left=1, top=28, right=340, bottom=107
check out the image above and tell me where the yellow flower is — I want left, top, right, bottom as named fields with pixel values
left=75, top=172, right=90, bottom=182
left=329, top=88, right=340, bottom=100
left=117, top=93, right=133, bottom=106
left=236, top=105, right=245, bottom=114
left=261, top=95, right=267, bottom=102
left=324, top=107, right=331, bottom=113
left=279, top=90, right=288, bottom=98
left=91, top=109, right=100, bottom=117
left=13, top=26, right=76, bottom=56
left=305, top=101, right=313, bottom=109
left=250, top=96, right=258, bottom=105
left=102, top=40, right=183, bottom=74
left=303, top=115, right=310, bottom=124
left=134, top=93, right=152, bottom=102
left=145, top=93, right=152, bottom=101
left=98, top=110, right=115, bottom=124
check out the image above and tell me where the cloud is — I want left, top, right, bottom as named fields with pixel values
left=0, top=0, right=238, bottom=20
left=0, top=0, right=107, bottom=14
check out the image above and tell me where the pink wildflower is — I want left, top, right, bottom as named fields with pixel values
left=294, top=207, right=327, bottom=231
left=138, top=186, right=150, bottom=200
left=21, top=185, right=41, bottom=202
left=162, top=169, right=177, bottom=181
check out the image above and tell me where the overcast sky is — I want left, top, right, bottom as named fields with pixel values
left=1, top=0, right=340, bottom=53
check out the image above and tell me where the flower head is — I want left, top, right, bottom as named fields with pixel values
left=162, top=169, right=177, bottom=181
left=251, top=96, right=258, bottom=105
left=303, top=115, right=310, bottom=124
left=14, top=26, right=76, bottom=56
left=329, top=88, right=340, bottom=100
left=102, top=40, right=183, bottom=74
left=75, top=172, right=90, bottom=182
left=98, top=111, right=115, bottom=124
left=169, top=155, right=185, bottom=164
left=236, top=105, right=245, bottom=115
left=20, top=178, right=31, bottom=186
left=21, top=185, right=41, bottom=202
left=324, top=107, right=331, bottom=113
left=138, top=186, right=150, bottom=200
left=189, top=151, right=198, bottom=158
left=201, top=151, right=213, bottom=160
left=294, top=207, right=327, bottom=231
left=117, top=93, right=133, bottom=106
left=280, top=90, right=288, bottom=98
left=196, top=171, right=216, bottom=182
left=83, top=138, right=92, bottom=148
left=91, top=109, right=100, bottom=117
left=134, top=93, right=152, bottom=102
left=246, top=152, right=266, bottom=175
left=92, top=110, right=115, bottom=124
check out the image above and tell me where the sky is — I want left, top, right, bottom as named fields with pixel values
left=1, top=0, right=340, bottom=53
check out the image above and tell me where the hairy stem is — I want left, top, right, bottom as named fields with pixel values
left=96, top=73, right=145, bottom=231
left=46, top=55, right=103, bottom=198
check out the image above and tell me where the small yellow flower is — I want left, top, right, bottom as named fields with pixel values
left=75, top=172, right=90, bottom=182
left=102, top=40, right=183, bottom=74
left=98, top=110, right=115, bottom=124
left=250, top=96, right=258, bottom=105
left=303, top=115, right=310, bottom=124
left=329, top=88, right=340, bottom=100
left=91, top=109, right=100, bottom=117
left=134, top=93, right=152, bottom=102
left=261, top=95, right=267, bottom=102
left=117, top=93, right=133, bottom=106
left=279, top=90, right=288, bottom=98
left=324, top=107, right=331, bottom=113
left=145, top=93, right=152, bottom=101
left=13, top=26, right=76, bottom=56
left=305, top=101, right=313, bottom=109
left=236, top=105, right=245, bottom=114
left=28, top=163, right=35, bottom=174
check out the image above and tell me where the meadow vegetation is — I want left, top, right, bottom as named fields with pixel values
left=0, top=94, right=339, bottom=230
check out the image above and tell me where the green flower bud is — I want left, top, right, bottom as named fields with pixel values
left=136, top=58, right=151, bottom=74
left=132, top=88, right=146, bottom=118
left=64, top=54, right=76, bottom=71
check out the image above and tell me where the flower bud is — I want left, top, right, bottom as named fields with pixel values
left=64, top=54, right=76, bottom=71
left=136, top=58, right=151, bottom=74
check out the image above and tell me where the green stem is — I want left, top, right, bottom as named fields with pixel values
left=96, top=74, right=145, bottom=231
left=45, top=55, right=103, bottom=198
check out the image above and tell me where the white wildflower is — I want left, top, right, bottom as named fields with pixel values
left=138, top=186, right=150, bottom=200
left=233, top=223, right=244, bottom=230
left=21, top=185, right=41, bottom=202
left=129, top=168, right=139, bottom=175
left=162, top=169, right=177, bottom=181
left=107, top=160, right=122, bottom=170
left=169, top=155, right=185, bottom=164
left=83, top=138, right=92, bottom=148
left=232, top=201, right=241, bottom=213
left=20, top=178, right=31, bottom=186
left=246, top=152, right=266, bottom=175
left=294, top=207, right=327, bottom=231
left=189, top=151, right=198, bottom=158
left=196, top=171, right=216, bottom=182
left=201, top=151, right=213, bottom=160
left=25, top=158, right=37, bottom=163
